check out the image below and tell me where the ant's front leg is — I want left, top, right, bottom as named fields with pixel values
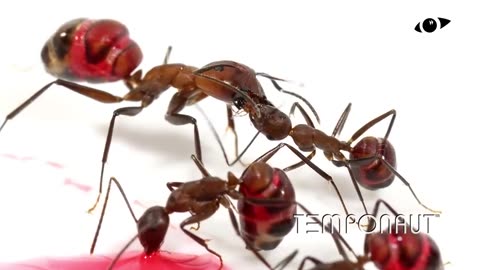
left=165, top=91, right=205, bottom=163
left=298, top=256, right=323, bottom=270
left=179, top=202, right=223, bottom=269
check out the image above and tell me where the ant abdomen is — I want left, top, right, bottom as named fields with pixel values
left=350, top=136, right=396, bottom=190
left=42, top=18, right=142, bottom=83
left=238, top=163, right=296, bottom=250
left=137, top=206, right=170, bottom=255
left=365, top=223, right=443, bottom=270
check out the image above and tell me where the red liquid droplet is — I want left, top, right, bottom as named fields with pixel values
left=0, top=251, right=228, bottom=270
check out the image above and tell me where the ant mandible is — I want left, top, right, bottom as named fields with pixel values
left=193, top=69, right=441, bottom=216
left=275, top=199, right=445, bottom=270
left=0, top=18, right=315, bottom=214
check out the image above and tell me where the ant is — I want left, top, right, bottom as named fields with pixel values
left=275, top=199, right=445, bottom=270
left=0, top=18, right=317, bottom=214
left=90, top=140, right=352, bottom=270
left=233, top=141, right=354, bottom=251
left=193, top=68, right=441, bottom=216
left=89, top=175, right=263, bottom=270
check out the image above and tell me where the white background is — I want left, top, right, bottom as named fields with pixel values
left=0, top=1, right=476, bottom=269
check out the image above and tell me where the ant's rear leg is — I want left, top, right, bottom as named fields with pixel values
left=0, top=79, right=123, bottom=134
left=88, top=105, right=146, bottom=214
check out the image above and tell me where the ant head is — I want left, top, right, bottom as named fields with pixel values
left=233, top=94, right=247, bottom=111
left=249, top=104, right=292, bottom=140
left=194, top=61, right=255, bottom=86
left=240, top=162, right=273, bottom=193
left=137, top=206, right=170, bottom=255
left=195, top=61, right=267, bottom=99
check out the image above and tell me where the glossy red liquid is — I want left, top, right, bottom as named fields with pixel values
left=0, top=251, right=227, bottom=270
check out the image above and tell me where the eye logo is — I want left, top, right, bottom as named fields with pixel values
left=415, top=17, right=450, bottom=33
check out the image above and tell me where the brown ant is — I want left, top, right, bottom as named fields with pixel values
left=90, top=140, right=352, bottom=270
left=194, top=68, right=441, bottom=216
left=0, top=18, right=317, bottom=215
left=89, top=175, right=260, bottom=270
left=274, top=199, right=445, bottom=270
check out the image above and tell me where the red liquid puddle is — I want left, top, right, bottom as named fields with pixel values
left=0, top=250, right=228, bottom=270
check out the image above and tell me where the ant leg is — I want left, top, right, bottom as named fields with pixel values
left=190, top=154, right=211, bottom=177
left=369, top=199, right=401, bottom=220
left=88, top=106, right=145, bottom=214
left=195, top=102, right=261, bottom=166
left=226, top=207, right=276, bottom=270
left=379, top=159, right=441, bottom=214
left=329, top=159, right=370, bottom=218
left=179, top=203, right=224, bottom=270
left=272, top=250, right=298, bottom=270
left=225, top=105, right=249, bottom=166
left=90, top=177, right=137, bottom=254
left=245, top=197, right=362, bottom=266
left=347, top=109, right=396, bottom=145
left=298, top=256, right=323, bottom=270
left=282, top=102, right=318, bottom=171
left=165, top=92, right=203, bottom=162
left=250, top=138, right=315, bottom=172
left=345, top=156, right=441, bottom=214
left=107, top=233, right=139, bottom=270
left=0, top=79, right=122, bottom=134
left=331, top=103, right=352, bottom=138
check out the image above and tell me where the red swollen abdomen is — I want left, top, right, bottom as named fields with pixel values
left=350, top=136, right=396, bottom=190
left=237, top=169, right=296, bottom=250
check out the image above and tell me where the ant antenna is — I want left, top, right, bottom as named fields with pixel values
left=163, top=46, right=172, bottom=65
left=194, top=104, right=260, bottom=166
left=259, top=76, right=320, bottom=126
left=255, top=72, right=304, bottom=87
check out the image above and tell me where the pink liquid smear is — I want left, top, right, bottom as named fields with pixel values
left=0, top=250, right=228, bottom=270
left=0, top=154, right=230, bottom=269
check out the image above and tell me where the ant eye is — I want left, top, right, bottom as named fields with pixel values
left=414, top=17, right=450, bottom=33
left=233, top=97, right=245, bottom=109
left=214, top=66, right=224, bottom=71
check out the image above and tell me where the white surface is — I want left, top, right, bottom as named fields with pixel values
left=0, top=1, right=475, bottom=269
